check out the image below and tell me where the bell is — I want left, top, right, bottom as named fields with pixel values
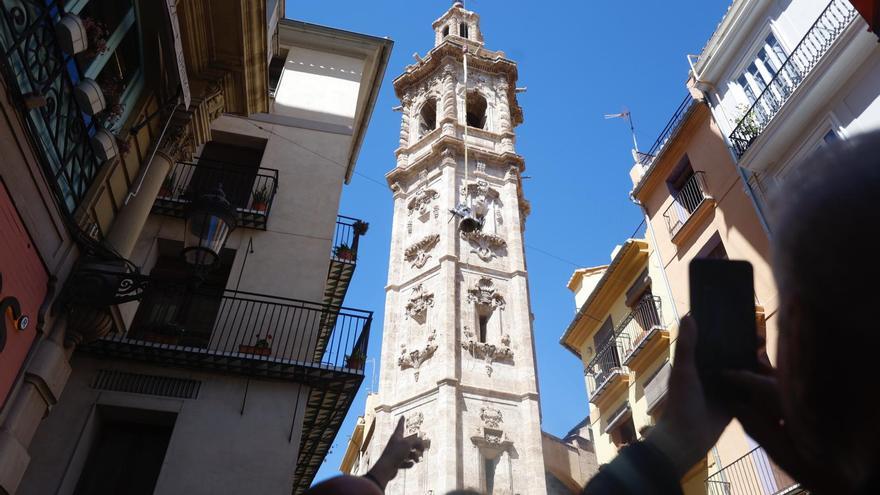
left=450, top=204, right=483, bottom=233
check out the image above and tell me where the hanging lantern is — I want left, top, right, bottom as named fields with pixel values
left=182, top=184, right=237, bottom=269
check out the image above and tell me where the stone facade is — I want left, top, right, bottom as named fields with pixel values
left=365, top=3, right=548, bottom=494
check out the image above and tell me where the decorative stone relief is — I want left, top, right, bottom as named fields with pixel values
left=480, top=406, right=503, bottom=428
left=399, top=94, right=412, bottom=147
left=406, top=412, right=424, bottom=436
left=405, top=284, right=434, bottom=322
left=405, top=234, right=440, bottom=269
left=460, top=230, right=507, bottom=262
left=398, top=330, right=438, bottom=382
left=461, top=329, right=513, bottom=376
left=407, top=188, right=439, bottom=217
left=467, top=277, right=506, bottom=310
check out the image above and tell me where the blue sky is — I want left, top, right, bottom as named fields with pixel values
left=289, top=0, right=732, bottom=485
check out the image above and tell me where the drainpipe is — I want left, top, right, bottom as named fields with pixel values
left=631, top=197, right=681, bottom=324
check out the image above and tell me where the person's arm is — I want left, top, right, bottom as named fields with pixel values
left=583, top=316, right=731, bottom=495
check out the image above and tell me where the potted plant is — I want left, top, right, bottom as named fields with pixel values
left=95, top=75, right=125, bottom=126
left=116, top=135, right=132, bottom=158
left=239, top=334, right=273, bottom=356
left=143, top=322, right=185, bottom=345
left=345, top=349, right=366, bottom=370
left=80, top=16, right=109, bottom=60
left=252, top=185, right=270, bottom=212
left=159, top=172, right=176, bottom=198
left=333, top=243, right=355, bottom=262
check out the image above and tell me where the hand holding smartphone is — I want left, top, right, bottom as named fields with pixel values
left=689, top=259, right=759, bottom=400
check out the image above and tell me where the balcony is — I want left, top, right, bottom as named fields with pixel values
left=80, top=289, right=372, bottom=382
left=615, top=296, right=669, bottom=373
left=635, top=95, right=696, bottom=170
left=323, top=215, right=367, bottom=306
left=706, top=447, right=803, bottom=495
left=728, top=0, right=858, bottom=158
left=663, top=172, right=713, bottom=240
left=152, top=160, right=279, bottom=229
left=586, top=340, right=629, bottom=408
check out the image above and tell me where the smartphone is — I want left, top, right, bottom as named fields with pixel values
left=689, top=259, right=758, bottom=396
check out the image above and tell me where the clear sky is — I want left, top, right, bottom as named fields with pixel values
left=286, top=0, right=732, bottom=485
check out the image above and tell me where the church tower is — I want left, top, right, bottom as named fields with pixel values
left=371, top=3, right=547, bottom=493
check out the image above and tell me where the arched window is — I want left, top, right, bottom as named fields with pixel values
left=459, top=22, right=469, bottom=39
left=418, top=98, right=437, bottom=138
left=466, top=91, right=488, bottom=130
left=442, top=25, right=450, bottom=38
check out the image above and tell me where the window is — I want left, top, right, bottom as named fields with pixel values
left=697, top=233, right=729, bottom=260
left=735, top=33, right=788, bottom=106
left=609, top=416, right=638, bottom=448
left=460, top=22, right=469, bottom=39
left=478, top=314, right=489, bottom=343
left=73, top=410, right=175, bottom=495
left=268, top=52, right=288, bottom=96
left=190, top=140, right=266, bottom=210
left=466, top=91, right=487, bottom=129
left=418, top=98, right=437, bottom=137
left=484, top=457, right=498, bottom=493
left=442, top=25, right=450, bottom=38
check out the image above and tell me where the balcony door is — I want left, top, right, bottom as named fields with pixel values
left=129, top=240, right=234, bottom=347
left=188, top=141, right=264, bottom=210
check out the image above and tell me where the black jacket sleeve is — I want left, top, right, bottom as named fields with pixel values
left=582, top=442, right=684, bottom=495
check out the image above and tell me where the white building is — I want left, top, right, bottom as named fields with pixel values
left=15, top=17, right=390, bottom=495
left=691, top=0, right=880, bottom=229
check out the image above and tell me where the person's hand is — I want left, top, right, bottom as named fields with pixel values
left=722, top=368, right=815, bottom=490
left=646, top=315, right=732, bottom=478
left=366, top=416, right=427, bottom=490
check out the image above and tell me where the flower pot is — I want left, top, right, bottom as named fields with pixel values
left=335, top=250, right=355, bottom=261
left=239, top=344, right=272, bottom=356
left=56, top=14, right=88, bottom=55
left=252, top=201, right=268, bottom=213
left=73, top=78, right=106, bottom=116
left=90, top=128, right=118, bottom=162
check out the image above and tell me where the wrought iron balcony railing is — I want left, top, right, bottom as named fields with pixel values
left=663, top=172, right=711, bottom=236
left=635, top=95, right=696, bottom=168
left=0, top=1, right=102, bottom=213
left=332, top=215, right=367, bottom=264
left=728, top=0, right=858, bottom=158
left=706, top=446, right=801, bottom=495
left=152, top=159, right=279, bottom=229
left=585, top=338, right=625, bottom=397
left=614, top=296, right=664, bottom=361
left=80, top=289, right=372, bottom=380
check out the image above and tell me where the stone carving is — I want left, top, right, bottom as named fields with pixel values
left=480, top=406, right=503, bottom=428
left=157, top=124, right=194, bottom=163
left=467, top=277, right=506, bottom=310
left=398, top=330, right=438, bottom=381
left=464, top=180, right=500, bottom=219
left=460, top=230, right=507, bottom=262
left=405, top=234, right=440, bottom=269
left=400, top=95, right=412, bottom=147
left=406, top=412, right=424, bottom=435
left=461, top=327, right=514, bottom=377
left=405, top=284, right=434, bottom=321
left=440, top=147, right=456, bottom=164
left=408, top=188, right=439, bottom=217
left=442, top=65, right=457, bottom=123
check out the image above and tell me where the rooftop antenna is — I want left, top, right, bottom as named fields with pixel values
left=604, top=108, right=639, bottom=153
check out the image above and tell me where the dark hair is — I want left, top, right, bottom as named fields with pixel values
left=770, top=129, right=880, bottom=482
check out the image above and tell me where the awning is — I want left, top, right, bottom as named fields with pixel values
left=603, top=403, right=632, bottom=434
left=850, top=0, right=880, bottom=36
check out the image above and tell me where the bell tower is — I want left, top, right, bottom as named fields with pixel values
left=371, top=2, right=547, bottom=493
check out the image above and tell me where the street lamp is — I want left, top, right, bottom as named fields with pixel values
left=182, top=183, right=237, bottom=269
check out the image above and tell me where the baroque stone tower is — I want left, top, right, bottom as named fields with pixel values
left=368, top=3, right=548, bottom=494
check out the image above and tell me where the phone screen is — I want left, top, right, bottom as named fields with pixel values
left=689, top=259, right=758, bottom=393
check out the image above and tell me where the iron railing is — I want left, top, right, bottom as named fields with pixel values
left=152, top=159, right=279, bottom=229
left=636, top=96, right=696, bottom=168
left=615, top=296, right=664, bottom=361
left=0, top=0, right=102, bottom=213
left=332, top=215, right=368, bottom=263
left=585, top=338, right=625, bottom=396
left=729, top=0, right=857, bottom=158
left=84, top=289, right=372, bottom=375
left=706, top=447, right=800, bottom=495
left=663, top=172, right=710, bottom=236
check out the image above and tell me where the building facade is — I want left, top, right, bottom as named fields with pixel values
left=691, top=0, right=880, bottom=229
left=338, top=3, right=588, bottom=494
left=1, top=2, right=390, bottom=493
